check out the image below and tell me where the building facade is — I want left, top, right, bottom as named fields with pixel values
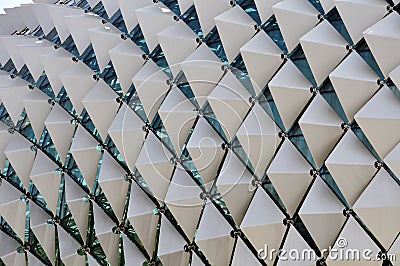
left=0, top=0, right=399, bottom=265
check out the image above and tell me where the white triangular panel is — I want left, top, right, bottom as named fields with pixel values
left=0, top=122, right=11, bottom=169
left=30, top=202, right=56, bottom=265
left=158, top=87, right=196, bottom=154
left=116, top=0, right=153, bottom=33
left=325, top=130, right=376, bottom=206
left=353, top=169, right=400, bottom=249
left=93, top=204, right=119, bottom=266
left=300, top=20, right=348, bottom=86
left=0, top=35, right=37, bottom=71
left=273, top=0, right=319, bottom=53
left=108, top=103, right=146, bottom=172
left=267, top=139, right=313, bottom=215
left=1, top=250, right=26, bottom=266
left=86, top=0, right=101, bottom=8
left=214, top=6, right=256, bottom=63
left=101, top=0, right=119, bottom=18
left=193, top=0, right=231, bottom=36
left=178, top=0, right=193, bottom=14
left=58, top=226, right=85, bottom=266
left=40, top=48, right=75, bottom=96
left=276, top=226, right=316, bottom=266
left=135, top=3, right=176, bottom=52
left=132, top=59, right=170, bottom=122
left=363, top=13, right=400, bottom=77
left=59, top=62, right=96, bottom=115
left=186, top=117, right=225, bottom=187
left=70, top=125, right=101, bottom=190
left=180, top=44, right=224, bottom=107
left=385, top=143, right=400, bottom=179
left=122, top=234, right=147, bottom=266
left=240, top=30, right=283, bottom=95
left=298, top=178, right=346, bottom=250
left=16, top=39, right=53, bottom=81
left=0, top=77, right=31, bottom=124
left=299, top=94, right=343, bottom=167
left=157, top=21, right=198, bottom=76
left=64, top=13, right=102, bottom=55
left=241, top=188, right=286, bottom=265
left=4, top=8, right=27, bottom=31
left=335, top=0, right=387, bottom=44
left=236, top=102, right=280, bottom=177
left=320, top=0, right=335, bottom=13
left=196, top=202, right=235, bottom=266
left=216, top=150, right=254, bottom=225
left=254, top=0, right=283, bottom=24
left=44, top=104, right=76, bottom=163
left=0, top=230, right=20, bottom=259
left=46, top=4, right=83, bottom=43
left=165, top=166, right=203, bottom=240
left=109, top=40, right=145, bottom=94
left=269, top=60, right=313, bottom=130
left=23, top=89, right=52, bottom=140
left=88, top=24, right=123, bottom=72
left=64, top=175, right=90, bottom=242
left=82, top=80, right=119, bottom=140
left=127, top=181, right=158, bottom=255
left=0, top=180, right=26, bottom=240
left=208, top=70, right=252, bottom=141
left=390, top=64, right=400, bottom=90
left=231, top=237, right=262, bottom=266
left=15, top=4, right=40, bottom=31
left=27, top=252, right=44, bottom=266
left=326, top=216, right=381, bottom=266
left=98, top=151, right=130, bottom=222
left=4, top=133, right=36, bottom=189
left=329, top=51, right=379, bottom=121
left=136, top=132, right=174, bottom=202
left=158, top=216, right=190, bottom=266
left=31, top=3, right=54, bottom=35
left=191, top=253, right=205, bottom=266
left=30, top=150, right=61, bottom=214
left=354, top=86, right=400, bottom=159
left=0, top=40, right=10, bottom=66
left=0, top=14, right=16, bottom=36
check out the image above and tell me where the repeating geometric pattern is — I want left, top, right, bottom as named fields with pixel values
left=0, top=0, right=399, bottom=266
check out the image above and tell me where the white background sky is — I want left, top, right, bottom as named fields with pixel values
left=0, top=0, right=33, bottom=14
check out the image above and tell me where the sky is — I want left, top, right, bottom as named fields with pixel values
left=0, top=0, right=33, bottom=14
